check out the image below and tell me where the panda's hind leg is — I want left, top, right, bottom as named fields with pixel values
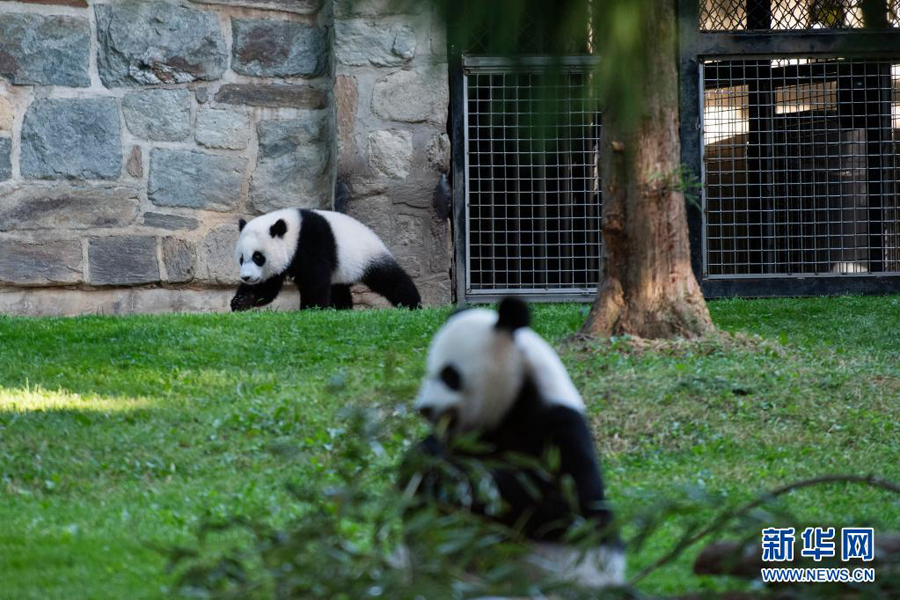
left=331, top=284, right=354, bottom=310
left=361, top=258, right=422, bottom=309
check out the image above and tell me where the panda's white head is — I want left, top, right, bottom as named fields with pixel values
left=235, top=209, right=300, bottom=284
left=415, top=298, right=584, bottom=435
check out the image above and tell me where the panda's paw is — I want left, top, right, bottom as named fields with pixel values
left=231, top=294, right=252, bottom=312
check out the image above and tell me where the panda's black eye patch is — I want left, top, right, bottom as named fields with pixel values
left=252, top=252, right=266, bottom=267
left=439, top=365, right=462, bottom=391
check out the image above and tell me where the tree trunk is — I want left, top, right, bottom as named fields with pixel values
left=581, top=0, right=713, bottom=339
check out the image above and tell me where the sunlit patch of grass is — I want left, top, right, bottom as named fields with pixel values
left=0, top=385, right=151, bottom=414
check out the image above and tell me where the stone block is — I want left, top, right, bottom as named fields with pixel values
left=232, top=19, right=327, bottom=78
left=335, top=75, right=358, bottom=171
left=20, top=98, right=121, bottom=180
left=394, top=254, right=421, bottom=278
left=149, top=149, right=246, bottom=212
left=95, top=2, right=227, bottom=87
left=372, top=69, right=448, bottom=125
left=418, top=275, right=451, bottom=306
left=195, top=108, right=251, bottom=150
left=395, top=213, right=425, bottom=249
left=348, top=178, right=388, bottom=198
left=89, top=236, right=159, bottom=286
left=195, top=87, right=210, bottom=104
left=189, top=0, right=321, bottom=14
left=126, top=147, right=143, bottom=179
left=425, top=133, right=451, bottom=172
left=367, top=129, right=413, bottom=179
left=0, top=139, right=10, bottom=182
left=0, top=182, right=140, bottom=231
left=201, top=225, right=239, bottom=284
left=122, top=90, right=191, bottom=141
left=16, top=0, right=88, bottom=6
left=250, top=114, right=332, bottom=212
left=0, top=240, right=83, bottom=285
left=429, top=213, right=452, bottom=274
left=162, top=237, right=196, bottom=283
left=0, top=13, right=90, bottom=86
left=350, top=283, right=391, bottom=308
left=346, top=195, right=393, bottom=243
left=142, top=212, right=198, bottom=230
left=335, top=0, right=420, bottom=16
left=428, top=14, right=448, bottom=57
left=336, top=21, right=416, bottom=67
left=0, top=97, right=13, bottom=134
left=379, top=178, right=432, bottom=209
left=214, top=84, right=328, bottom=109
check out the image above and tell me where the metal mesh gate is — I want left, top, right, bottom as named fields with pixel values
left=702, top=57, right=900, bottom=277
left=462, top=58, right=602, bottom=301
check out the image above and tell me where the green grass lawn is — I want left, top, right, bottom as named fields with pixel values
left=1, top=296, right=899, bottom=598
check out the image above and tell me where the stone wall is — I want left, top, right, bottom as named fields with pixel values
left=333, top=0, right=451, bottom=308
left=0, top=0, right=451, bottom=316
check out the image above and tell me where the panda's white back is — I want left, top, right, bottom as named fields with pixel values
left=514, top=328, right=584, bottom=412
left=314, top=210, right=391, bottom=284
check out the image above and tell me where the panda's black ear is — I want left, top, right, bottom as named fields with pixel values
left=269, top=219, right=287, bottom=238
left=238, top=218, right=247, bottom=232
left=496, top=297, right=530, bottom=332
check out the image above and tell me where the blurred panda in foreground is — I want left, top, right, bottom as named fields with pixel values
left=403, top=298, right=625, bottom=590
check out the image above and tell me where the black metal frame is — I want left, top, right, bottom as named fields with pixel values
left=459, top=56, right=603, bottom=304
left=449, top=51, right=603, bottom=304
left=450, top=48, right=467, bottom=303
left=678, top=0, right=900, bottom=297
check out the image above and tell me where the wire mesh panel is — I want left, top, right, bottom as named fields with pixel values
left=700, top=0, right=898, bottom=31
left=463, top=61, right=602, bottom=299
left=702, top=57, right=900, bottom=277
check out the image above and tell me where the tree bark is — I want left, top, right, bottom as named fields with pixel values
left=581, top=0, right=713, bottom=339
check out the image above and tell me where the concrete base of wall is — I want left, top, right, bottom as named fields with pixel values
left=0, top=284, right=409, bottom=317
left=0, top=287, right=288, bottom=316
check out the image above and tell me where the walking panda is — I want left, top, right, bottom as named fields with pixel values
left=405, top=298, right=625, bottom=589
left=230, top=208, right=421, bottom=311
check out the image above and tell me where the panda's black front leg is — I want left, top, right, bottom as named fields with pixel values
left=230, top=277, right=284, bottom=312
left=296, top=260, right=336, bottom=309
left=297, top=279, right=332, bottom=310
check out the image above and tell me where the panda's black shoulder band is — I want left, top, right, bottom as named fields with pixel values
left=496, top=297, right=530, bottom=331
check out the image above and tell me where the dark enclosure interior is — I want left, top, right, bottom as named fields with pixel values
left=703, top=57, right=900, bottom=277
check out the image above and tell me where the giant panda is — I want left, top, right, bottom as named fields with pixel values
left=230, top=208, right=421, bottom=311
left=405, top=297, right=625, bottom=589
